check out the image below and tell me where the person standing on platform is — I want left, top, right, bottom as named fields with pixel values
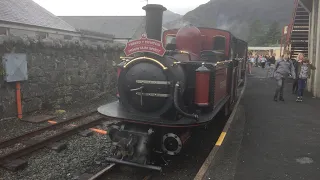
left=266, top=55, right=271, bottom=67
left=248, top=55, right=254, bottom=74
left=270, top=54, right=276, bottom=65
left=260, top=55, right=267, bottom=68
left=273, top=53, right=296, bottom=101
left=292, top=53, right=304, bottom=94
left=295, top=58, right=316, bottom=102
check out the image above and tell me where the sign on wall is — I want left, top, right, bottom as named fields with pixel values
left=2, top=53, right=28, bottom=82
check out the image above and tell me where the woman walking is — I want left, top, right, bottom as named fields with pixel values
left=292, top=53, right=304, bottom=94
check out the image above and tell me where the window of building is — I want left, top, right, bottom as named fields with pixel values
left=212, top=36, right=226, bottom=52
left=9, top=28, right=36, bottom=37
left=0, top=27, right=7, bottom=35
left=36, top=32, right=47, bottom=39
left=64, top=35, right=72, bottom=40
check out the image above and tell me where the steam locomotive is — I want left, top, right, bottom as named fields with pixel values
left=98, top=4, right=248, bottom=171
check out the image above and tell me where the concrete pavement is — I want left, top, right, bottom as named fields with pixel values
left=202, top=67, right=320, bottom=180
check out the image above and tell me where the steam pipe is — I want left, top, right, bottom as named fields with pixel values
left=174, top=82, right=199, bottom=120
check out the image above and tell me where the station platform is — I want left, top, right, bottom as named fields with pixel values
left=202, top=67, right=320, bottom=180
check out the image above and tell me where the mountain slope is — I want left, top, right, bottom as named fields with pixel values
left=163, top=10, right=182, bottom=24
left=164, top=0, right=295, bottom=41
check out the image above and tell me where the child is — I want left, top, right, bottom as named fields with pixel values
left=296, top=58, right=316, bottom=102
left=292, top=53, right=304, bottom=94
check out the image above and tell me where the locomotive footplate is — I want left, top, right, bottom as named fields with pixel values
left=98, top=95, right=230, bottom=127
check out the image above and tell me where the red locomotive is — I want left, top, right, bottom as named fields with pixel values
left=98, top=4, right=247, bottom=171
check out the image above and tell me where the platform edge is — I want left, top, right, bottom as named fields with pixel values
left=193, top=75, right=248, bottom=180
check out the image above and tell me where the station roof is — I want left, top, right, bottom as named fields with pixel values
left=0, top=0, right=76, bottom=32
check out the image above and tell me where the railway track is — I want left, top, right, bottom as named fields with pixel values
left=0, top=111, right=105, bottom=170
left=86, top=163, right=154, bottom=180
left=87, top=163, right=116, bottom=180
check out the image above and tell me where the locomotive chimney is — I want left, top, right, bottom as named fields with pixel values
left=142, top=4, right=167, bottom=41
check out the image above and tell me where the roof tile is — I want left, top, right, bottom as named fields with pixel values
left=0, top=0, right=76, bottom=32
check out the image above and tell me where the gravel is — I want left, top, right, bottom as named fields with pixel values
left=0, top=125, right=114, bottom=180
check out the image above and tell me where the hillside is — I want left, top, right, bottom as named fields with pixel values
left=163, top=10, right=182, bottom=24
left=164, top=0, right=295, bottom=41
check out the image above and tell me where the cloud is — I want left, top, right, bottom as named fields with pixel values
left=33, top=0, right=209, bottom=16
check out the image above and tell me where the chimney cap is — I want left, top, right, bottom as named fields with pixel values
left=142, top=4, right=167, bottom=11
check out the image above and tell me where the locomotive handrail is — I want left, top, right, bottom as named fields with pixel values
left=166, top=50, right=191, bottom=61
left=120, top=56, right=134, bottom=60
left=123, top=56, right=168, bottom=70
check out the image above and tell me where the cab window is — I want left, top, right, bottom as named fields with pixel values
left=212, top=36, right=226, bottom=52
left=165, top=35, right=176, bottom=46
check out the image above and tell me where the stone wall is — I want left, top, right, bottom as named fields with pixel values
left=0, top=35, right=124, bottom=119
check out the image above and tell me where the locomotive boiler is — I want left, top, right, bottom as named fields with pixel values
left=98, top=4, right=248, bottom=171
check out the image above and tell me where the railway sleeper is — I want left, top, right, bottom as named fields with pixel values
left=78, top=129, right=94, bottom=137
left=46, top=142, right=67, bottom=152
left=2, top=159, right=28, bottom=172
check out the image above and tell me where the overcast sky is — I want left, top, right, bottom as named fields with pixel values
left=32, top=0, right=209, bottom=16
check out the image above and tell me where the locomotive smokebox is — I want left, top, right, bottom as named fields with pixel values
left=142, top=4, right=167, bottom=41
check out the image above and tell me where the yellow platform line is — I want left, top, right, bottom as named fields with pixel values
left=215, top=132, right=226, bottom=146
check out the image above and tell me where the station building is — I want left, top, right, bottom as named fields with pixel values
left=282, top=0, right=320, bottom=97
left=303, top=0, right=320, bottom=97
left=248, top=47, right=281, bottom=59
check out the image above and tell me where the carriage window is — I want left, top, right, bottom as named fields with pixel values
left=212, top=36, right=226, bottom=52
left=165, top=35, right=176, bottom=46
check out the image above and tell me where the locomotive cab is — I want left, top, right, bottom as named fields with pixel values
left=200, top=50, right=225, bottom=63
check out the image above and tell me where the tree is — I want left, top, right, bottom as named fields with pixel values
left=248, top=20, right=264, bottom=46
left=247, top=20, right=281, bottom=46
left=264, top=21, right=281, bottom=45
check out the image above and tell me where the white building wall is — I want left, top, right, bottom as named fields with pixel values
left=313, top=0, right=320, bottom=97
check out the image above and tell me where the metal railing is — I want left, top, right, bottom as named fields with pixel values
left=280, top=0, right=300, bottom=56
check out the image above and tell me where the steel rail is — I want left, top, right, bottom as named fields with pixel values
left=87, top=163, right=116, bottom=180
left=0, top=111, right=98, bottom=149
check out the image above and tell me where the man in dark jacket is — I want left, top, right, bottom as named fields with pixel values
left=291, top=58, right=299, bottom=94
left=269, top=54, right=276, bottom=64
left=273, top=53, right=296, bottom=101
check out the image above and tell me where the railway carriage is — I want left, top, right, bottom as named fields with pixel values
left=98, top=4, right=248, bottom=171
